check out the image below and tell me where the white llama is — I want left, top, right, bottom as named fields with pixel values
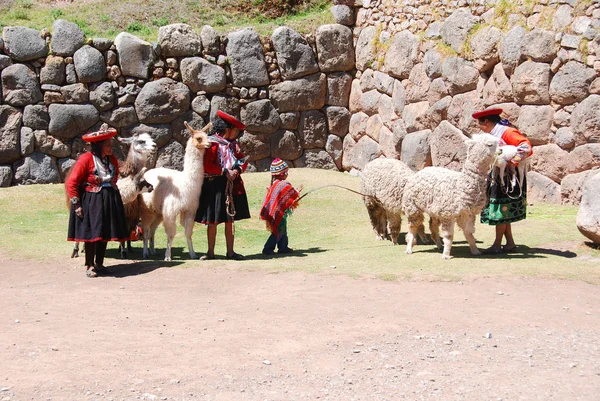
left=402, top=134, right=498, bottom=259
left=139, top=122, right=210, bottom=261
left=493, top=145, right=526, bottom=192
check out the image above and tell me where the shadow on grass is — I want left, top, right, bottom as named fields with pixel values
left=244, top=247, right=326, bottom=260
left=406, top=243, right=578, bottom=259
left=102, top=246, right=188, bottom=277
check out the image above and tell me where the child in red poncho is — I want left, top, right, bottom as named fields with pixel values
left=260, top=159, right=302, bottom=255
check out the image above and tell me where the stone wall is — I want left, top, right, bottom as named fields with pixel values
left=344, top=0, right=600, bottom=205
left=0, top=18, right=357, bottom=187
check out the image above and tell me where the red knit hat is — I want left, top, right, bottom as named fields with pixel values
left=472, top=108, right=503, bottom=120
left=82, top=127, right=117, bottom=143
left=217, top=110, right=245, bottom=130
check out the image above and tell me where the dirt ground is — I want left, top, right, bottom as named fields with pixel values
left=1, top=254, right=600, bottom=401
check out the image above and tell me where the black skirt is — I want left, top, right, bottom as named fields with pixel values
left=67, top=187, right=130, bottom=242
left=195, top=175, right=251, bottom=224
left=480, top=170, right=527, bottom=226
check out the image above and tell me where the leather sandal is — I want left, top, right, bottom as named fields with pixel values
left=226, top=252, right=245, bottom=261
left=94, top=264, right=113, bottom=275
left=86, top=266, right=98, bottom=278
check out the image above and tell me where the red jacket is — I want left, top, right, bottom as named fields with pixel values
left=203, top=141, right=248, bottom=196
left=65, top=152, right=120, bottom=203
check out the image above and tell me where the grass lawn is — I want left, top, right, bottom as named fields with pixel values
left=0, top=168, right=598, bottom=283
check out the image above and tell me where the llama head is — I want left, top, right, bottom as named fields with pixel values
left=464, top=134, right=499, bottom=174
left=184, top=121, right=210, bottom=150
left=119, top=133, right=157, bottom=159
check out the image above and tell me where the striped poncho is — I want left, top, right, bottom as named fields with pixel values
left=260, top=179, right=300, bottom=236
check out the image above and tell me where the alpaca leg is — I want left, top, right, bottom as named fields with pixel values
left=499, top=165, right=505, bottom=188
left=149, top=220, right=160, bottom=256
left=405, top=212, right=423, bottom=254
left=458, top=214, right=480, bottom=256
left=366, top=201, right=387, bottom=241
left=417, top=222, right=429, bottom=244
left=162, top=217, right=177, bottom=262
left=387, top=212, right=402, bottom=245
left=71, top=242, right=79, bottom=258
left=182, top=213, right=197, bottom=259
left=429, top=217, right=442, bottom=249
left=142, top=229, right=150, bottom=259
left=440, top=219, right=455, bottom=260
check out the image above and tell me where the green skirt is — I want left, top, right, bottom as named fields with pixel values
left=480, top=171, right=527, bottom=226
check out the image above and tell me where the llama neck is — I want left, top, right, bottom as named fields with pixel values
left=182, top=138, right=205, bottom=182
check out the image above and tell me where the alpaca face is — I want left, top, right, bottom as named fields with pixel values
left=132, top=133, right=158, bottom=156
left=466, top=134, right=498, bottom=171
left=184, top=121, right=210, bottom=150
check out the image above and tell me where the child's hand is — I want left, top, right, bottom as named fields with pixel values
left=297, top=184, right=304, bottom=193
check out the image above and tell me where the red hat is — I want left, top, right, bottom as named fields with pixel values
left=472, top=108, right=503, bottom=119
left=82, top=127, right=118, bottom=143
left=217, top=110, right=245, bottom=130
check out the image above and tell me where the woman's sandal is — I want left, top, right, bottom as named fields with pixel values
left=226, top=252, right=245, bottom=261
left=482, top=246, right=503, bottom=255
left=86, top=266, right=98, bottom=278
left=502, top=245, right=517, bottom=253
left=94, top=264, right=113, bottom=275
left=200, top=254, right=215, bottom=261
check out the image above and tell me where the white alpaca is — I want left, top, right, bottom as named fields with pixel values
left=139, top=122, right=210, bottom=261
left=360, top=158, right=426, bottom=245
left=493, top=145, right=526, bottom=193
left=402, top=134, right=498, bottom=259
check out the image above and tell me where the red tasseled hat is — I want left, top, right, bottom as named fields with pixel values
left=82, top=128, right=117, bottom=143
left=472, top=108, right=503, bottom=119
left=217, top=110, right=245, bottom=130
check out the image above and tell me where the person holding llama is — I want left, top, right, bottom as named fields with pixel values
left=473, top=108, right=533, bottom=254
left=260, top=159, right=302, bottom=255
left=65, top=125, right=130, bottom=277
left=195, top=110, right=250, bottom=261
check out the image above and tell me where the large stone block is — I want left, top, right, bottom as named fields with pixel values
left=401, top=129, right=432, bottom=171
left=298, top=110, right=327, bottom=149
left=155, top=140, right=184, bottom=170
left=1, top=64, right=42, bottom=106
left=23, top=105, right=49, bottom=130
left=158, top=24, right=202, bottom=57
left=470, top=26, right=502, bottom=72
left=378, top=120, right=406, bottom=160
left=561, top=170, right=598, bottom=205
left=576, top=171, right=600, bottom=244
left=325, top=134, right=343, bottom=170
left=40, top=55, right=65, bottom=86
left=238, top=133, right=270, bottom=161
left=521, top=29, right=558, bottom=63
left=325, top=106, right=350, bottom=137
left=441, top=8, right=479, bottom=54
left=51, top=19, right=85, bottom=57
left=550, top=61, right=596, bottom=105
left=569, top=144, right=600, bottom=175
left=100, top=106, right=139, bottom=128
left=270, top=129, right=303, bottom=160
left=405, top=63, right=430, bottom=104
left=355, top=26, right=377, bottom=71
left=200, top=25, right=220, bottom=56
left=48, top=104, right=99, bottom=139
left=447, top=90, right=483, bottom=136
left=483, top=63, right=513, bottom=106
left=226, top=28, right=269, bottom=87
left=441, top=57, right=479, bottom=95
left=0, top=105, right=22, bottom=164
left=528, top=144, right=570, bottom=183
left=135, top=78, right=190, bottom=124
left=269, top=73, right=326, bottom=112
left=316, top=24, right=354, bottom=72
left=89, top=82, right=115, bottom=112
left=2, top=26, right=48, bottom=61
left=13, top=152, right=60, bottom=184
left=73, top=45, right=105, bottom=83
left=297, top=149, right=338, bottom=170
left=342, top=134, right=379, bottom=171
left=384, top=30, right=419, bottom=79
left=34, top=130, right=71, bottom=158
left=241, top=99, right=281, bottom=135
left=499, top=26, right=526, bottom=76
left=517, top=105, right=554, bottom=146
left=512, top=61, right=551, bottom=105
left=527, top=171, right=561, bottom=204
left=571, top=95, right=600, bottom=143
left=180, top=57, right=226, bottom=93
left=272, top=27, right=319, bottom=80
left=326, top=72, right=352, bottom=107
left=429, top=120, right=469, bottom=171
left=402, top=101, right=431, bottom=133
left=115, top=32, right=156, bottom=80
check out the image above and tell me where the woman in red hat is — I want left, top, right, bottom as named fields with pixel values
left=195, top=110, right=250, bottom=260
left=472, top=108, right=532, bottom=254
left=66, top=125, right=129, bottom=277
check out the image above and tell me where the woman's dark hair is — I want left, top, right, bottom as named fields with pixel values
left=90, top=141, right=104, bottom=157
left=210, top=117, right=233, bottom=135
left=478, top=114, right=502, bottom=125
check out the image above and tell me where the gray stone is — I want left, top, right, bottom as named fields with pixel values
left=572, top=16, right=592, bottom=34
left=51, top=19, right=85, bottom=57
left=384, top=30, right=419, bottom=79
left=571, top=95, right=600, bottom=143
left=521, top=29, right=558, bottom=63
left=2, top=26, right=48, bottom=61
left=61, top=83, right=89, bottom=104
left=89, top=82, right=115, bottom=112
left=576, top=170, right=600, bottom=243
left=331, top=5, right=354, bottom=26
left=392, top=79, right=405, bottom=116
left=34, top=130, right=71, bottom=158
left=365, top=114, right=383, bottom=142
left=227, top=28, right=269, bottom=87
left=209, top=95, right=240, bottom=123
left=270, top=129, right=303, bottom=160
left=441, top=57, right=479, bottom=95
left=429, top=120, right=469, bottom=171
left=349, top=111, right=368, bottom=140
left=298, top=149, right=338, bottom=170
left=528, top=144, right=570, bottom=183
left=359, top=69, right=375, bottom=92
left=180, top=57, right=226, bottom=93
left=512, top=61, right=551, bottom=105
left=100, top=106, right=138, bottom=128
left=550, top=61, right=596, bottom=105
left=269, top=73, right=326, bottom=112
left=40, top=55, right=65, bottom=85
left=1, top=64, right=42, bottom=106
left=298, top=110, right=328, bottom=149
left=238, top=133, right=270, bottom=161
left=427, top=78, right=449, bottom=104
left=155, top=140, right=185, bottom=170
left=447, top=90, right=484, bottom=135
left=0, top=166, right=12, bottom=187
left=424, top=48, right=442, bottom=79
left=13, top=152, right=60, bottom=184
left=483, top=63, right=513, bottom=106
left=65, top=64, right=77, bottom=84
left=405, top=63, right=430, bottom=104
left=316, top=24, right=354, bottom=72
left=551, top=127, right=576, bottom=149
left=553, top=5, right=574, bottom=31
left=470, top=26, right=502, bottom=72
left=359, top=89, right=382, bottom=116
left=279, top=112, right=300, bottom=130
left=349, top=79, right=362, bottom=113
left=241, top=99, right=281, bottom=135
left=517, top=105, right=554, bottom=145
left=73, top=45, right=105, bottom=83
left=569, top=144, right=600, bottom=174
left=489, top=102, right=521, bottom=124
left=355, top=26, right=377, bottom=71
left=326, top=72, right=352, bottom=107
left=0, top=105, right=22, bottom=163
left=158, top=24, right=202, bottom=57
left=527, top=171, right=562, bottom=204
left=20, top=127, right=35, bottom=156
left=200, top=25, right=220, bottom=56
left=0, top=54, right=12, bottom=70
left=48, top=104, right=99, bottom=139
left=23, top=105, right=49, bottom=130
left=561, top=170, right=597, bottom=205
left=92, top=38, right=113, bottom=52
left=378, top=94, right=397, bottom=128
left=191, top=94, right=210, bottom=117
left=123, top=123, right=172, bottom=148
left=373, top=71, right=394, bottom=96
left=135, top=78, right=190, bottom=124
left=561, top=34, right=581, bottom=49
left=499, top=26, right=526, bottom=76
left=425, top=22, right=442, bottom=39
left=57, top=157, right=76, bottom=182
left=378, top=120, right=406, bottom=159
left=271, top=27, right=319, bottom=80
left=115, top=32, right=156, bottom=79
left=401, top=129, right=432, bottom=171
left=171, top=110, right=205, bottom=144
left=440, top=8, right=479, bottom=54
left=342, top=134, right=379, bottom=171
left=326, top=134, right=343, bottom=169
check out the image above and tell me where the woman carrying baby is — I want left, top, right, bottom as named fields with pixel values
left=473, top=108, right=533, bottom=254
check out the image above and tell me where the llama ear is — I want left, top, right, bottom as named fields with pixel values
left=118, top=136, right=133, bottom=144
left=183, top=121, right=196, bottom=133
